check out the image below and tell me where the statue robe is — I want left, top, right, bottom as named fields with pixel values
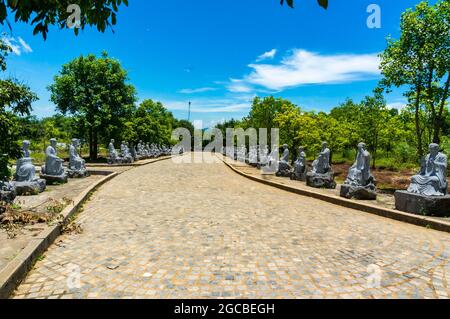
left=69, top=145, right=85, bottom=171
left=345, top=149, right=372, bottom=186
left=408, top=152, right=448, bottom=196
left=313, top=148, right=331, bottom=174
left=43, top=146, right=64, bottom=176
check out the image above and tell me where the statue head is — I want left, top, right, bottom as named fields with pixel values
left=357, top=142, right=366, bottom=151
left=22, top=140, right=30, bottom=150
left=111, top=139, right=115, bottom=144
left=429, top=143, right=440, bottom=156
left=283, top=144, right=288, bottom=150
left=299, top=146, right=304, bottom=152
left=50, top=138, right=57, bottom=147
left=72, top=138, right=79, bottom=147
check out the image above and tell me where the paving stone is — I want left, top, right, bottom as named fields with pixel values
left=12, top=154, right=450, bottom=299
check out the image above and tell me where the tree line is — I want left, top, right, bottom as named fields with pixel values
left=216, top=1, right=450, bottom=170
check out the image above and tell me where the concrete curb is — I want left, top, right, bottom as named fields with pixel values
left=85, top=156, right=172, bottom=168
left=0, top=171, right=119, bottom=299
left=220, top=157, right=450, bottom=234
left=0, top=155, right=175, bottom=299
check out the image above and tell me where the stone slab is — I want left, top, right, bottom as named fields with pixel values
left=11, top=180, right=46, bottom=196
left=395, top=190, right=450, bottom=217
left=340, top=184, right=377, bottom=200
left=40, top=173, right=68, bottom=185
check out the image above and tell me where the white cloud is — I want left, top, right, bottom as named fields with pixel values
left=162, top=96, right=253, bottom=114
left=226, top=79, right=253, bottom=93
left=2, top=36, right=33, bottom=56
left=387, top=102, right=407, bottom=110
left=178, top=87, right=217, bottom=94
left=256, top=49, right=277, bottom=62
left=231, top=49, right=380, bottom=92
left=18, top=37, right=32, bottom=53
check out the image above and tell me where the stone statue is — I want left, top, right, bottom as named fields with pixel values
left=120, top=141, right=134, bottom=163
left=306, top=142, right=336, bottom=189
left=340, top=143, right=377, bottom=200
left=11, top=140, right=46, bottom=195
left=276, top=144, right=292, bottom=177
left=408, top=143, right=448, bottom=196
left=108, top=139, right=125, bottom=164
left=291, top=147, right=307, bottom=181
left=258, top=145, right=269, bottom=168
left=40, top=138, right=68, bottom=184
left=237, top=145, right=246, bottom=162
left=248, top=146, right=258, bottom=166
left=395, top=143, right=449, bottom=217
left=312, top=142, right=331, bottom=174
left=68, top=139, right=89, bottom=178
left=0, top=180, right=16, bottom=204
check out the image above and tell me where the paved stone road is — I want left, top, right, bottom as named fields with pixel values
left=13, top=155, right=450, bottom=299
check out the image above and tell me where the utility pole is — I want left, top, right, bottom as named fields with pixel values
left=188, top=101, right=191, bottom=122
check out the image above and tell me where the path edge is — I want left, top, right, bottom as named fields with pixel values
left=0, top=171, right=120, bottom=299
left=0, top=155, right=175, bottom=299
left=220, top=156, right=450, bottom=234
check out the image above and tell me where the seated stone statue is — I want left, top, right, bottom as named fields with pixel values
left=276, top=144, right=292, bottom=177
left=108, top=139, right=123, bottom=164
left=312, top=142, right=331, bottom=174
left=395, top=143, right=449, bottom=217
left=237, top=145, right=246, bottom=162
left=120, top=141, right=134, bottom=163
left=307, top=142, right=336, bottom=189
left=408, top=143, right=448, bottom=196
left=340, top=143, right=377, bottom=200
left=12, top=140, right=46, bottom=195
left=291, top=147, right=307, bottom=181
left=41, top=138, right=68, bottom=184
left=258, top=145, right=269, bottom=168
left=0, top=180, right=16, bottom=204
left=68, top=139, right=89, bottom=178
left=248, top=146, right=258, bottom=166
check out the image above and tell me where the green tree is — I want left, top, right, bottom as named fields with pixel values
left=0, top=0, right=129, bottom=39
left=132, top=99, right=176, bottom=145
left=357, top=93, right=390, bottom=168
left=380, top=0, right=450, bottom=158
left=0, top=79, right=38, bottom=180
left=49, top=52, right=136, bottom=160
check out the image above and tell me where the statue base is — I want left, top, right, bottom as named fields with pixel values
left=11, top=179, right=46, bottom=196
left=340, top=184, right=377, bottom=200
left=306, top=172, right=337, bottom=189
left=40, top=173, right=68, bottom=185
left=290, top=170, right=307, bottom=182
left=0, top=188, right=16, bottom=203
left=68, top=169, right=90, bottom=179
left=395, top=191, right=450, bottom=217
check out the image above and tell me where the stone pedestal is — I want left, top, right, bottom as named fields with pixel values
left=306, top=172, right=337, bottom=189
left=291, top=170, right=307, bottom=182
left=40, top=173, right=68, bottom=185
left=11, top=180, right=46, bottom=196
left=395, top=190, right=450, bottom=217
left=0, top=188, right=16, bottom=203
left=68, top=169, right=90, bottom=179
left=340, top=184, right=377, bottom=200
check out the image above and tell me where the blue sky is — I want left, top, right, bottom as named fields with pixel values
left=2, top=0, right=432, bottom=127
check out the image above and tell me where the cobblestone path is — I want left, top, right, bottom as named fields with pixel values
left=13, top=156, right=450, bottom=299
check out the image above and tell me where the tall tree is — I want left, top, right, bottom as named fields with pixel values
left=0, top=0, right=129, bottom=39
left=0, top=79, right=38, bottom=180
left=49, top=52, right=136, bottom=160
left=380, top=0, right=450, bottom=158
